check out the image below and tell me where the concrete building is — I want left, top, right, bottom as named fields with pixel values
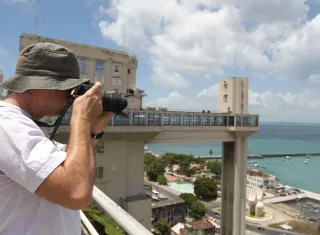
left=0, top=65, right=3, bottom=99
left=219, top=77, right=248, bottom=114
left=247, top=169, right=276, bottom=188
left=18, top=33, right=260, bottom=235
left=19, top=33, right=146, bottom=110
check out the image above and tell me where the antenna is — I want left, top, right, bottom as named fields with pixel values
left=34, top=0, right=38, bottom=35
left=234, top=48, right=237, bottom=75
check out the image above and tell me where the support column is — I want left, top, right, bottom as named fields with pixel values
left=221, top=136, right=248, bottom=235
left=95, top=140, right=151, bottom=230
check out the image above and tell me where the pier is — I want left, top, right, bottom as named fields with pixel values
left=198, top=153, right=320, bottom=160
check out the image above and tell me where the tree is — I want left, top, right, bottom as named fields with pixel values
left=194, top=177, right=218, bottom=200
left=144, top=153, right=157, bottom=167
left=208, top=160, right=221, bottom=176
left=157, top=175, right=168, bottom=185
left=146, top=161, right=165, bottom=181
left=189, top=201, right=207, bottom=220
left=209, top=149, right=213, bottom=156
left=318, top=224, right=320, bottom=235
left=153, top=220, right=171, bottom=235
left=180, top=193, right=198, bottom=207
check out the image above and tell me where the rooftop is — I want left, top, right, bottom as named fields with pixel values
left=247, top=169, right=275, bottom=179
left=188, top=219, right=214, bottom=231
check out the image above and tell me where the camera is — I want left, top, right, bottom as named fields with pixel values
left=76, top=83, right=128, bottom=115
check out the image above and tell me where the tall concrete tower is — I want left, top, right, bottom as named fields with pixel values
left=0, top=66, right=3, bottom=99
left=219, top=77, right=248, bottom=114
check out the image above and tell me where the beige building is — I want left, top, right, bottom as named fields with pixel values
left=219, top=77, right=248, bottom=114
left=19, top=33, right=146, bottom=110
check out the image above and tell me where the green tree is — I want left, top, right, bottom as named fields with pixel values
left=153, top=220, right=171, bottom=235
left=157, top=175, right=168, bottom=185
left=180, top=193, right=198, bottom=207
left=317, top=224, right=320, bottom=235
left=189, top=201, right=207, bottom=220
left=209, top=149, right=213, bottom=156
left=146, top=161, right=165, bottom=181
left=208, top=160, right=222, bottom=176
left=144, top=153, right=157, bottom=167
left=194, top=177, right=218, bottom=200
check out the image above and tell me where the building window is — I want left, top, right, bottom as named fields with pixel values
left=95, top=141, right=104, bottom=153
left=241, top=104, right=244, bottom=110
left=241, top=81, right=244, bottom=87
left=78, top=59, right=87, bottom=74
left=115, top=65, right=119, bottom=72
left=224, top=83, right=228, bottom=89
left=96, top=167, right=104, bottom=179
left=241, top=92, right=244, bottom=99
left=127, top=69, right=131, bottom=74
left=223, top=94, right=228, bottom=102
left=112, top=78, right=122, bottom=86
left=96, top=61, right=104, bottom=75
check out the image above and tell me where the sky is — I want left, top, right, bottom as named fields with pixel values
left=1, top=0, right=320, bottom=123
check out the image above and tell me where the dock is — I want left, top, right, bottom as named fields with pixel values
left=199, top=153, right=320, bottom=160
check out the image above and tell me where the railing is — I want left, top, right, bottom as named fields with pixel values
left=60, top=110, right=259, bottom=127
left=81, top=186, right=153, bottom=235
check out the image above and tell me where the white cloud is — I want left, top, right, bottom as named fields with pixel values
left=5, top=0, right=32, bottom=3
left=96, top=0, right=318, bottom=89
left=144, top=84, right=320, bottom=123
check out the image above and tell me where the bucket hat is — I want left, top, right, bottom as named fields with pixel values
left=0, top=42, right=90, bottom=93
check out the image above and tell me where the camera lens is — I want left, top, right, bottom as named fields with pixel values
left=102, top=93, right=128, bottom=114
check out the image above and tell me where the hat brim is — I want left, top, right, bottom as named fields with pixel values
left=0, top=74, right=90, bottom=93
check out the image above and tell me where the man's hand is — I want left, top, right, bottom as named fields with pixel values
left=91, top=112, right=114, bottom=134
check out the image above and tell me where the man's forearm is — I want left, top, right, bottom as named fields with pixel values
left=64, top=117, right=96, bottom=196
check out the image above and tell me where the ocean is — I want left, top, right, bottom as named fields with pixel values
left=146, top=123, right=320, bottom=193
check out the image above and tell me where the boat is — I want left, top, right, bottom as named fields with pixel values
left=304, top=159, right=308, bottom=164
left=286, top=156, right=291, bottom=159
left=254, top=163, right=260, bottom=167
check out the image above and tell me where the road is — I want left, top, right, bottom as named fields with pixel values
left=206, top=211, right=300, bottom=235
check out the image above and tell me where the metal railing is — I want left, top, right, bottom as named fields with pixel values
left=81, top=186, right=153, bottom=235
left=60, top=110, right=259, bottom=127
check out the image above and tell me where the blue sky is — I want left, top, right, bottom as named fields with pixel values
left=1, top=0, right=320, bottom=123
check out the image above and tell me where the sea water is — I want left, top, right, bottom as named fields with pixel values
left=147, top=123, right=320, bottom=193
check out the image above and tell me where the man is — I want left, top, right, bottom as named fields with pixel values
left=0, top=42, right=112, bottom=235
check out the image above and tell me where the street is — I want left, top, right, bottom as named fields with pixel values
left=206, top=211, right=300, bottom=235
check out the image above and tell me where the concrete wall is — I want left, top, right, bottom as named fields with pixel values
left=218, top=77, right=248, bottom=114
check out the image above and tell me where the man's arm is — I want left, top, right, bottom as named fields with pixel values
left=35, top=117, right=95, bottom=210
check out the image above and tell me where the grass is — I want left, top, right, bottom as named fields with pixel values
left=269, top=220, right=318, bottom=235
left=92, top=214, right=126, bottom=235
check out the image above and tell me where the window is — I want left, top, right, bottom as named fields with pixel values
left=127, top=69, right=131, bottom=74
left=96, top=167, right=104, bottom=179
left=224, top=83, right=228, bottom=89
left=241, top=92, right=244, bottom=99
left=96, top=141, right=104, bottom=153
left=112, top=78, right=122, bottom=86
left=241, top=104, right=244, bottom=110
left=78, top=59, right=87, bottom=74
left=115, top=65, right=119, bottom=72
left=96, top=61, right=104, bottom=75
left=223, top=94, right=228, bottom=102
left=113, top=88, right=119, bottom=93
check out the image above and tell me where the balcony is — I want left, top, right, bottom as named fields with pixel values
left=81, top=186, right=153, bottom=235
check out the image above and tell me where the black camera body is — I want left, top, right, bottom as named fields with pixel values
left=76, top=83, right=128, bottom=115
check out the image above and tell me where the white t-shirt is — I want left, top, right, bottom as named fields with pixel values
left=0, top=101, right=81, bottom=235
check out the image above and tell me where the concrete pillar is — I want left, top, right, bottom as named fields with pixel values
left=95, top=140, right=151, bottom=230
left=221, top=136, right=248, bottom=235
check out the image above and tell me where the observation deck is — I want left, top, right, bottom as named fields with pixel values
left=54, top=108, right=259, bottom=144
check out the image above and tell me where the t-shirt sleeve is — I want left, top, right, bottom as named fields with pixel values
left=0, top=113, right=67, bottom=194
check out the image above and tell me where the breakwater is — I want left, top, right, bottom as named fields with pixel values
left=199, top=153, right=320, bottom=160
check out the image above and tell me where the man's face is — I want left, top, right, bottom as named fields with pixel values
left=37, top=89, right=71, bottom=117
